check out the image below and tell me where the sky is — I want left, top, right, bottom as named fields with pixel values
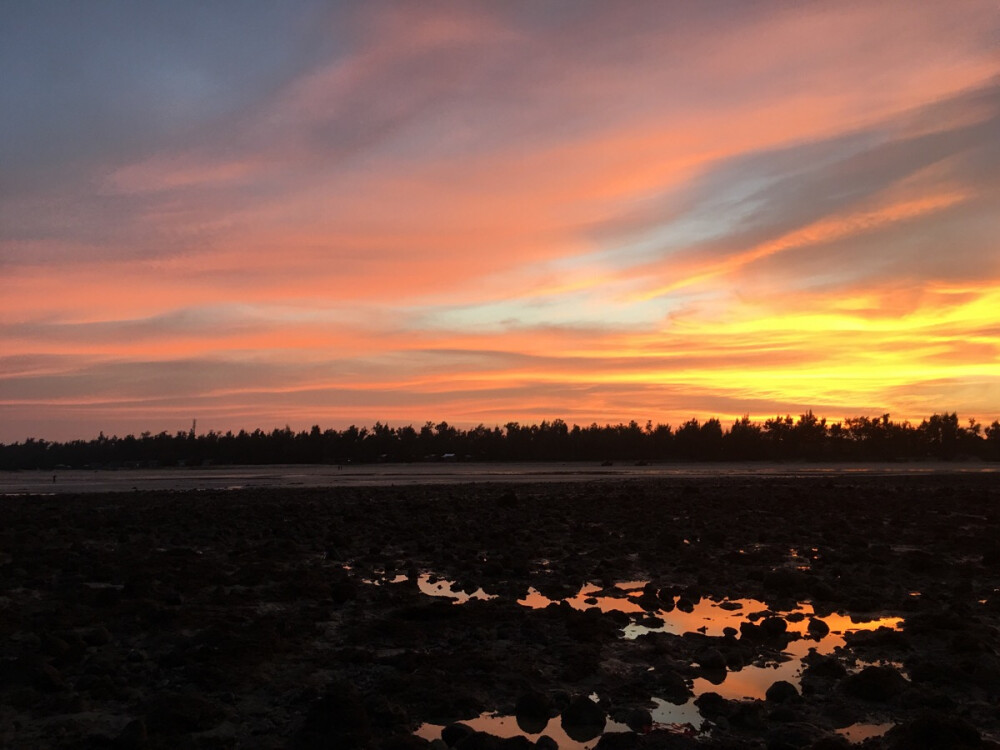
left=2, top=1, right=999, bottom=442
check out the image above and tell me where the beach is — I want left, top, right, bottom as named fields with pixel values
left=2, top=472, right=998, bottom=748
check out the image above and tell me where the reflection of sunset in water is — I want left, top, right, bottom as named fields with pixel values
left=516, top=580, right=905, bottom=701
left=415, top=708, right=630, bottom=750
left=519, top=584, right=648, bottom=614
left=518, top=582, right=902, bottom=645
left=361, top=573, right=909, bottom=737
left=837, top=721, right=894, bottom=742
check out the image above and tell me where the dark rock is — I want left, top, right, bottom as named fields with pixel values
left=886, top=711, right=982, bottom=749
left=382, top=737, right=432, bottom=750
left=7, top=685, right=40, bottom=710
left=694, top=692, right=730, bottom=719
left=293, top=683, right=370, bottom=749
left=442, top=724, right=475, bottom=748
left=595, top=733, right=640, bottom=750
left=907, top=658, right=963, bottom=686
left=765, top=680, right=799, bottom=703
left=637, top=613, right=664, bottom=629
left=115, top=719, right=148, bottom=749
left=497, top=491, right=519, bottom=509
left=2, top=656, right=67, bottom=692
left=330, top=570, right=359, bottom=605
left=146, top=692, right=226, bottom=735
left=625, top=707, right=653, bottom=732
left=700, top=667, right=726, bottom=686
left=514, top=692, right=551, bottom=733
left=764, top=569, right=802, bottom=594
left=740, top=621, right=763, bottom=641
left=802, top=657, right=846, bottom=680
left=951, top=631, right=988, bottom=653
left=904, top=609, right=965, bottom=635
left=33, top=659, right=67, bottom=692
left=899, top=684, right=956, bottom=711
left=766, top=722, right=821, bottom=749
left=806, top=618, right=829, bottom=637
left=841, top=665, right=908, bottom=701
left=845, top=626, right=910, bottom=650
left=49, top=690, right=87, bottom=714
left=561, top=695, right=606, bottom=742
left=656, top=668, right=691, bottom=704
left=534, top=737, right=558, bottom=750
left=83, top=625, right=112, bottom=646
left=730, top=701, right=765, bottom=730
left=40, top=633, right=71, bottom=659
left=724, top=649, right=745, bottom=670
left=806, top=737, right=851, bottom=750
left=760, top=616, right=788, bottom=639
left=498, top=738, right=533, bottom=750
left=904, top=550, right=941, bottom=573
left=696, top=648, right=726, bottom=671
left=768, top=705, right=799, bottom=722
left=454, top=732, right=502, bottom=750
left=637, top=592, right=662, bottom=611
left=122, top=577, right=152, bottom=598
left=560, top=645, right=601, bottom=680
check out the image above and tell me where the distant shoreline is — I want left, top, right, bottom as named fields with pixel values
left=4, top=460, right=998, bottom=496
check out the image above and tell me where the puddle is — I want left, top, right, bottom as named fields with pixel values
left=371, top=573, right=905, bottom=743
left=518, top=581, right=903, bottom=702
left=520, top=584, right=649, bottom=615
left=415, top=701, right=702, bottom=750
left=415, top=711, right=631, bottom=748
left=380, top=573, right=903, bottom=703
left=836, top=721, right=894, bottom=742
left=415, top=694, right=705, bottom=750
left=519, top=581, right=901, bottom=648
left=359, top=570, right=496, bottom=604
left=415, top=574, right=495, bottom=603
left=650, top=696, right=702, bottom=729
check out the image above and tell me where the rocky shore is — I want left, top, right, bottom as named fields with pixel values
left=2, top=473, right=998, bottom=748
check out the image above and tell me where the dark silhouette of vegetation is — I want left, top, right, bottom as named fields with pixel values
left=2, top=411, right=999, bottom=470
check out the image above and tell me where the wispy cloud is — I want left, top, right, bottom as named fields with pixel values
left=2, top=1, right=998, bottom=440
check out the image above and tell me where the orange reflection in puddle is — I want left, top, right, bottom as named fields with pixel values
left=836, top=721, right=894, bottom=742
left=415, top=709, right=631, bottom=750
left=405, top=578, right=910, bottom=742
left=519, top=584, right=648, bottom=614
left=519, top=583, right=902, bottom=645
left=518, top=581, right=904, bottom=702
left=415, top=574, right=495, bottom=603
left=361, top=571, right=496, bottom=604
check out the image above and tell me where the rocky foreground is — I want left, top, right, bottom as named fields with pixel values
left=1, top=473, right=998, bottom=749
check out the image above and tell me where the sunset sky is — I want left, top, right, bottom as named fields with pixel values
left=2, top=1, right=999, bottom=442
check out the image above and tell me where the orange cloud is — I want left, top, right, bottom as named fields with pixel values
left=2, top=3, right=999, bottom=441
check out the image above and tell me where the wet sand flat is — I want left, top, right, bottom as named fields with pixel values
left=4, top=461, right=997, bottom=496
left=1, top=473, right=998, bottom=749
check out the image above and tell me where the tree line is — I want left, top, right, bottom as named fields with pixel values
left=2, top=412, right=999, bottom=470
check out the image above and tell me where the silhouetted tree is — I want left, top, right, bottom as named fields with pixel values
left=725, top=416, right=765, bottom=460
left=2, top=411, right=997, bottom=469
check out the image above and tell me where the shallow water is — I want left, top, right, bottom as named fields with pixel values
left=836, top=721, right=894, bottom=742
left=415, top=706, right=633, bottom=748
left=395, top=573, right=905, bottom=747
left=522, top=582, right=902, bottom=701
